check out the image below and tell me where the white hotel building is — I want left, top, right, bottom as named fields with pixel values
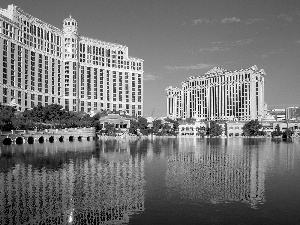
left=166, top=66, right=266, bottom=121
left=0, top=4, right=143, bottom=116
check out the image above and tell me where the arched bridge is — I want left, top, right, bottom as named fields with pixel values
left=0, top=128, right=96, bottom=145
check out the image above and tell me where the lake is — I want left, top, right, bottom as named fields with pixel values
left=0, top=138, right=300, bottom=224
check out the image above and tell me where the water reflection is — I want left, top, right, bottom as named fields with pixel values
left=0, top=138, right=300, bottom=224
left=0, top=140, right=145, bottom=224
left=268, top=139, right=300, bottom=174
left=164, top=138, right=265, bottom=208
left=165, top=138, right=300, bottom=209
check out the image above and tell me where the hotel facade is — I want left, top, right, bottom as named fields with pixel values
left=0, top=4, right=143, bottom=116
left=166, top=66, right=266, bottom=121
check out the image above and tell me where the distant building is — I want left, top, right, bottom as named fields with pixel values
left=272, top=122, right=300, bottom=133
left=166, top=65, right=266, bottom=121
left=0, top=4, right=143, bottom=116
left=268, top=109, right=286, bottom=121
left=285, top=107, right=300, bottom=122
left=261, top=113, right=276, bottom=122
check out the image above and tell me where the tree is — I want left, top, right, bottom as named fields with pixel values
left=224, top=122, right=228, bottom=136
left=92, top=112, right=101, bottom=121
left=173, top=120, right=179, bottom=131
left=29, top=104, right=46, bottom=123
left=20, top=104, right=94, bottom=129
left=138, top=117, right=149, bottom=135
left=129, top=120, right=139, bottom=135
left=165, top=118, right=179, bottom=131
left=99, top=110, right=109, bottom=117
left=271, top=124, right=282, bottom=137
left=242, top=120, right=262, bottom=136
left=0, top=104, right=16, bottom=131
left=282, top=128, right=293, bottom=138
left=105, top=123, right=116, bottom=136
left=161, top=123, right=172, bottom=135
left=152, top=119, right=162, bottom=134
left=92, top=113, right=101, bottom=129
left=207, top=121, right=222, bottom=137
left=185, top=118, right=196, bottom=124
left=12, top=113, right=26, bottom=130
left=138, top=117, right=148, bottom=129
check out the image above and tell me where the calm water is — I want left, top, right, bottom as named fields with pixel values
left=0, top=138, right=300, bottom=225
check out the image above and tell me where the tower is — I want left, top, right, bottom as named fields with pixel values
left=62, top=15, right=79, bottom=111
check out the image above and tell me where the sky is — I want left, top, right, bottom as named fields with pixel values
left=2, top=0, right=300, bottom=117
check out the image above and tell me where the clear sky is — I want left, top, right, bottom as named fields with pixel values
left=2, top=0, right=300, bottom=117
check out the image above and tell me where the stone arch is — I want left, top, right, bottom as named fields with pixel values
left=38, top=136, right=44, bottom=143
left=69, top=136, right=74, bottom=141
left=49, top=136, right=55, bottom=143
left=15, top=137, right=23, bottom=145
left=59, top=136, right=64, bottom=142
left=28, top=136, right=34, bottom=144
left=3, top=138, right=12, bottom=145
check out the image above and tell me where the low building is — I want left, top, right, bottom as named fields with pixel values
left=99, top=114, right=131, bottom=129
left=227, top=122, right=245, bottom=137
left=178, top=122, right=206, bottom=136
left=261, top=122, right=274, bottom=137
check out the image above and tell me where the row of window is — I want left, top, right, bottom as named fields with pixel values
left=79, top=43, right=142, bottom=71
left=2, top=87, right=62, bottom=107
left=2, top=86, right=142, bottom=114
left=1, top=20, right=62, bottom=57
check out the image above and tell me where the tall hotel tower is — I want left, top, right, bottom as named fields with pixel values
left=0, top=5, right=143, bottom=116
left=166, top=66, right=266, bottom=121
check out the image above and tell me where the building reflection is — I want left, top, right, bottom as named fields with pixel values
left=271, top=139, right=300, bottom=173
left=0, top=141, right=145, bottom=224
left=165, top=138, right=266, bottom=207
left=1, top=138, right=300, bottom=223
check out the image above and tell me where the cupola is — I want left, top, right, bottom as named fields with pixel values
left=63, top=15, right=78, bottom=34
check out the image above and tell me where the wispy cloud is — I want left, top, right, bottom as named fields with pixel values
left=233, top=39, right=253, bottom=45
left=245, top=18, right=265, bottom=24
left=192, top=11, right=298, bottom=26
left=294, top=10, right=300, bottom=17
left=199, top=46, right=229, bottom=52
left=211, top=41, right=223, bottom=44
left=192, top=17, right=265, bottom=25
left=274, top=10, right=300, bottom=23
left=143, top=72, right=159, bottom=81
left=261, top=49, right=285, bottom=59
left=278, top=13, right=293, bottom=22
left=198, top=39, right=254, bottom=54
left=221, top=17, right=241, bottom=23
left=165, top=63, right=213, bottom=70
left=193, top=18, right=212, bottom=24
left=261, top=54, right=270, bottom=59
